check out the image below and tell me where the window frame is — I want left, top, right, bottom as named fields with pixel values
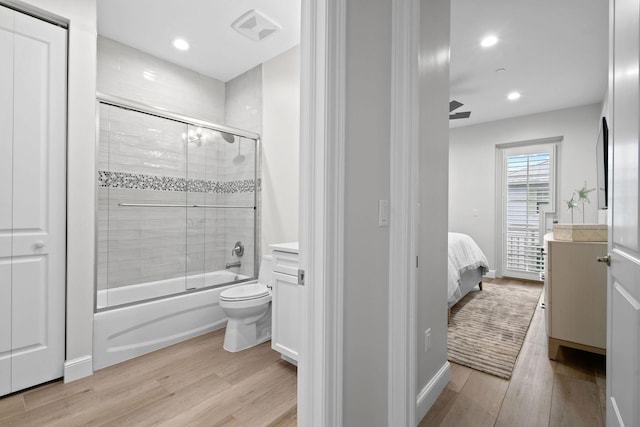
left=497, top=141, right=558, bottom=281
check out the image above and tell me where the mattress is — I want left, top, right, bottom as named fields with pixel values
left=447, top=232, right=489, bottom=307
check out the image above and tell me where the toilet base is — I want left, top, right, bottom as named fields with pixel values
left=223, top=306, right=272, bottom=352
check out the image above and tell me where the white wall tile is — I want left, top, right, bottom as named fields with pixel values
left=97, top=36, right=225, bottom=123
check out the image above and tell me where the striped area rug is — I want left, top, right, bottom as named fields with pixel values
left=448, top=282, right=542, bottom=380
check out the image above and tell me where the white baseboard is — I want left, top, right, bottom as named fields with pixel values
left=416, top=361, right=450, bottom=421
left=63, top=355, right=93, bottom=383
left=280, top=354, right=298, bottom=366
left=484, top=269, right=496, bottom=279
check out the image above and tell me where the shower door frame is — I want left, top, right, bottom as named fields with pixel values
left=94, top=92, right=261, bottom=312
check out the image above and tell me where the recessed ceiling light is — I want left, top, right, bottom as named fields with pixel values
left=507, top=91, right=521, bottom=101
left=481, top=35, right=498, bottom=48
left=172, top=38, right=190, bottom=51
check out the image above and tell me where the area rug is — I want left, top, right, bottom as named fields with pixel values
left=448, top=282, right=542, bottom=380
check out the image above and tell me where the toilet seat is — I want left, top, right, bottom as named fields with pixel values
left=220, top=283, right=269, bottom=302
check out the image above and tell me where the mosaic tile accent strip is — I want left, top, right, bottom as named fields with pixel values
left=98, top=170, right=260, bottom=193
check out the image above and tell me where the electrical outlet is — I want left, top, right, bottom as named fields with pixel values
left=424, top=328, right=431, bottom=352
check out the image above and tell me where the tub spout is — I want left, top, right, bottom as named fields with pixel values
left=226, top=261, right=241, bottom=269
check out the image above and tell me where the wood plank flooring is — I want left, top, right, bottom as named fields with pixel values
left=0, top=330, right=297, bottom=427
left=0, top=277, right=605, bottom=426
left=420, top=278, right=606, bottom=427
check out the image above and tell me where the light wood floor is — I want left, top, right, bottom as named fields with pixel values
left=0, top=277, right=605, bottom=426
left=420, top=277, right=606, bottom=427
left=0, top=330, right=297, bottom=427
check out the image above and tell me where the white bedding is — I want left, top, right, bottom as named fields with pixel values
left=448, top=232, right=489, bottom=307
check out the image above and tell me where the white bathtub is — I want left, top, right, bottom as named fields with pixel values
left=93, top=270, right=253, bottom=370
left=96, top=270, right=248, bottom=309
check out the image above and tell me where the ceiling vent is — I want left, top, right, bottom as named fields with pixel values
left=231, top=9, right=281, bottom=42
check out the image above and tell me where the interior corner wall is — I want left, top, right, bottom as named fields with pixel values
left=11, top=0, right=97, bottom=377
left=449, top=103, right=602, bottom=271
left=343, top=1, right=391, bottom=424
left=225, top=64, right=263, bottom=134
left=417, top=0, right=451, bottom=417
left=261, top=46, right=300, bottom=256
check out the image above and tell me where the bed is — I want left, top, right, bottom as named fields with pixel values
left=448, top=232, right=489, bottom=318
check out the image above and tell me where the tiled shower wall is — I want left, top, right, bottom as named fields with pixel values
left=97, top=37, right=262, bottom=295
left=97, top=36, right=226, bottom=123
left=224, top=64, right=263, bottom=277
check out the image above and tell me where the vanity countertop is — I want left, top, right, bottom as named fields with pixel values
left=270, top=241, right=299, bottom=254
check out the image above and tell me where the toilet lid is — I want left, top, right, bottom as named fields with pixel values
left=220, top=283, right=270, bottom=301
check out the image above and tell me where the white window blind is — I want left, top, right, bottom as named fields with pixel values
left=504, top=149, right=553, bottom=275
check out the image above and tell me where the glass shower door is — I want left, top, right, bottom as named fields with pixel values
left=185, top=126, right=257, bottom=288
left=96, top=101, right=260, bottom=310
left=185, top=125, right=218, bottom=289
left=218, top=134, right=257, bottom=280
left=97, top=104, right=188, bottom=308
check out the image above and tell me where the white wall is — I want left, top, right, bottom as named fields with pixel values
left=338, top=1, right=451, bottom=422
left=417, top=0, right=451, bottom=418
left=261, top=46, right=300, bottom=256
left=9, top=0, right=97, bottom=380
left=342, top=1, right=391, bottom=424
left=449, top=103, right=602, bottom=271
left=225, top=64, right=263, bottom=134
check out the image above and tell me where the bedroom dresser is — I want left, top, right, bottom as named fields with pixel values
left=543, top=233, right=607, bottom=360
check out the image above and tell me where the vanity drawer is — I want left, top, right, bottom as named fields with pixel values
left=272, top=250, right=299, bottom=276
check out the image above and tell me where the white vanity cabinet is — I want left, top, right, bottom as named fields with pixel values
left=270, top=242, right=300, bottom=364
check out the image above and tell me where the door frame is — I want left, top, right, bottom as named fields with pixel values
left=494, top=137, right=560, bottom=280
left=298, top=0, right=346, bottom=424
left=388, top=0, right=420, bottom=425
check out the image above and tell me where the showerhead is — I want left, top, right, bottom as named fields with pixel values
left=221, top=132, right=235, bottom=143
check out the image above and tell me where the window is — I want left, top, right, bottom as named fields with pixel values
left=502, top=144, right=556, bottom=280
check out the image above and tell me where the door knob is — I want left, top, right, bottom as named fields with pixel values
left=596, top=255, right=611, bottom=266
left=34, top=241, right=45, bottom=249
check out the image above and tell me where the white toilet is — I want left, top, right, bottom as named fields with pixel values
left=219, top=255, right=273, bottom=352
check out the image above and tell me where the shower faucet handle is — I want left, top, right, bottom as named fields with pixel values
left=232, top=241, right=244, bottom=257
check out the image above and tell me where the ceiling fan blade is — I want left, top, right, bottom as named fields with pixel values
left=449, top=111, right=471, bottom=120
left=449, top=100, right=463, bottom=112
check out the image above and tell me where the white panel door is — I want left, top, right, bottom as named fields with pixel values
left=0, top=5, right=15, bottom=398
left=0, top=5, right=67, bottom=396
left=607, top=0, right=640, bottom=425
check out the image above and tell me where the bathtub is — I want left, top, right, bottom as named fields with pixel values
left=93, top=270, right=253, bottom=370
left=96, top=270, right=248, bottom=309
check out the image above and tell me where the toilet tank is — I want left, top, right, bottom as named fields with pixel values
left=258, top=255, right=274, bottom=288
